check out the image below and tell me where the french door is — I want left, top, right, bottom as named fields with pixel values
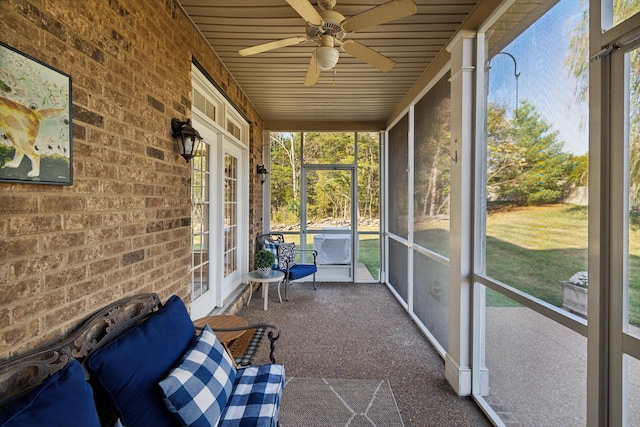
left=190, top=121, right=247, bottom=318
left=190, top=120, right=216, bottom=318
left=220, top=140, right=244, bottom=301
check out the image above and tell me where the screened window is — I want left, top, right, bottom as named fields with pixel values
left=484, top=0, right=589, bottom=311
left=269, top=131, right=381, bottom=282
left=479, top=0, right=590, bottom=423
left=412, top=73, right=452, bottom=350
left=388, top=115, right=409, bottom=239
left=414, top=74, right=451, bottom=255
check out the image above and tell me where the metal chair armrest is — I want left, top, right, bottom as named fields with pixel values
left=296, top=248, right=318, bottom=264
left=196, top=322, right=281, bottom=364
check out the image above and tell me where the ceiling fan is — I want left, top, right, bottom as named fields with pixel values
left=238, top=0, right=417, bottom=86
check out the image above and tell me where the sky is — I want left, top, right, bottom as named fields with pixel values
left=488, top=0, right=589, bottom=155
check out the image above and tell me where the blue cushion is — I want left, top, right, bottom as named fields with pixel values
left=219, top=364, right=285, bottom=427
left=287, top=264, right=317, bottom=280
left=87, top=295, right=196, bottom=427
left=159, top=325, right=237, bottom=427
left=263, top=242, right=279, bottom=269
left=0, top=360, right=100, bottom=427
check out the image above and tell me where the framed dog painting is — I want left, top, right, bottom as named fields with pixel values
left=0, top=42, right=72, bottom=185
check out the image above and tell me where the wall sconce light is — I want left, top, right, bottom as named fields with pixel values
left=171, top=118, right=203, bottom=163
left=257, top=164, right=269, bottom=184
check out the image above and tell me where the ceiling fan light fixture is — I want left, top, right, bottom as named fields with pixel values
left=316, top=36, right=339, bottom=70
left=316, top=46, right=339, bottom=70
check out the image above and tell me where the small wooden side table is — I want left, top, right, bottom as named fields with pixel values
left=246, top=270, right=285, bottom=311
left=193, top=315, right=249, bottom=344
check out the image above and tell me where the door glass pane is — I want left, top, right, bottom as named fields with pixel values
left=485, top=0, right=589, bottom=314
left=483, top=287, right=587, bottom=425
left=224, top=153, right=237, bottom=277
left=628, top=45, right=640, bottom=339
left=191, top=144, right=209, bottom=302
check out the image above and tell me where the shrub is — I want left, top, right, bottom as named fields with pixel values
left=254, top=249, right=276, bottom=269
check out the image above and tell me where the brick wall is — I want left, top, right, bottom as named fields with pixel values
left=0, top=0, right=265, bottom=360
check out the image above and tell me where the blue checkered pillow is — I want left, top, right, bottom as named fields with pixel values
left=263, top=241, right=279, bottom=269
left=159, top=325, right=237, bottom=427
left=219, top=364, right=285, bottom=426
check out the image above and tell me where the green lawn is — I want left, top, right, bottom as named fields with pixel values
left=275, top=205, right=640, bottom=326
left=485, top=204, right=640, bottom=326
left=485, top=204, right=589, bottom=307
left=358, top=237, right=380, bottom=278
left=414, top=204, right=640, bottom=326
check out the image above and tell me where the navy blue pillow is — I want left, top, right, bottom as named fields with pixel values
left=0, top=359, right=100, bottom=427
left=87, top=295, right=196, bottom=427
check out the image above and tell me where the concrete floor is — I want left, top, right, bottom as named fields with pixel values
left=228, top=280, right=640, bottom=426
left=231, top=282, right=491, bottom=427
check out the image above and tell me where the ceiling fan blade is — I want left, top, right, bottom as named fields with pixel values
left=342, top=40, right=395, bottom=72
left=304, top=51, right=321, bottom=87
left=342, top=0, right=417, bottom=33
left=286, top=0, right=323, bottom=27
left=238, top=36, right=308, bottom=56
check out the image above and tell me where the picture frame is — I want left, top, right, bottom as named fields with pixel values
left=0, top=42, right=72, bottom=185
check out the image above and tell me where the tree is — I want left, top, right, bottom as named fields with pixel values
left=415, top=96, right=451, bottom=218
left=357, top=132, right=380, bottom=222
left=270, top=132, right=300, bottom=225
left=269, top=131, right=380, bottom=227
left=565, top=0, right=640, bottom=204
left=487, top=101, right=571, bottom=205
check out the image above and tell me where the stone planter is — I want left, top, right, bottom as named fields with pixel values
left=559, top=280, right=588, bottom=317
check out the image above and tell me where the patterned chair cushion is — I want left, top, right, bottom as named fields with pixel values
left=219, top=364, right=285, bottom=427
left=263, top=241, right=279, bottom=269
left=278, top=243, right=296, bottom=269
left=159, top=325, right=236, bottom=427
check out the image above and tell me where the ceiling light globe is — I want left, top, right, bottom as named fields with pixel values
left=316, top=46, right=339, bottom=70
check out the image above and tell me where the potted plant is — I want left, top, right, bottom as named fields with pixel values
left=254, top=249, right=276, bottom=277
left=559, top=271, right=588, bottom=317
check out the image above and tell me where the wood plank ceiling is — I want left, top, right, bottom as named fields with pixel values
left=177, top=0, right=479, bottom=129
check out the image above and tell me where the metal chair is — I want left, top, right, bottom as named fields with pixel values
left=255, top=233, right=317, bottom=301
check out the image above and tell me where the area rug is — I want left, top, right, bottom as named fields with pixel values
left=278, top=377, right=404, bottom=427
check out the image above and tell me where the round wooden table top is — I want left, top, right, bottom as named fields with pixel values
left=193, top=315, right=249, bottom=344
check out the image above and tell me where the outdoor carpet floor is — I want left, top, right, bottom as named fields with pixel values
left=278, top=377, right=404, bottom=427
